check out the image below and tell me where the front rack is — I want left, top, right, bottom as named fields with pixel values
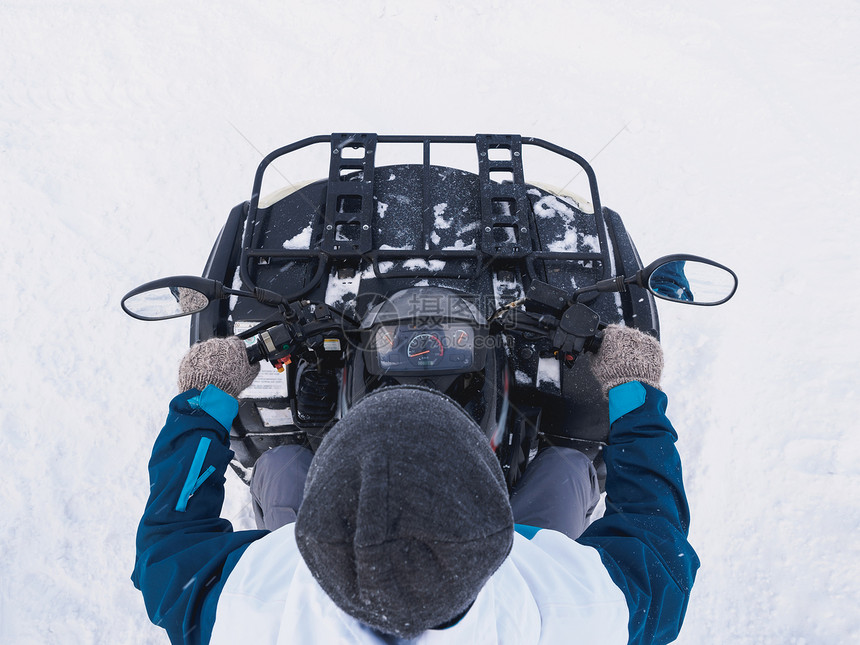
left=238, top=133, right=612, bottom=298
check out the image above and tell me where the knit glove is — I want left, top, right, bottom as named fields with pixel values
left=589, top=324, right=663, bottom=397
left=177, top=336, right=260, bottom=398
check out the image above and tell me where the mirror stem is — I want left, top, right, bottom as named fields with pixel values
left=574, top=275, right=627, bottom=298
left=253, top=287, right=288, bottom=308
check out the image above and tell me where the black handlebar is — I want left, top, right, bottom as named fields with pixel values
left=245, top=340, right=268, bottom=365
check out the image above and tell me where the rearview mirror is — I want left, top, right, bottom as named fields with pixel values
left=641, top=255, right=738, bottom=305
left=121, top=276, right=224, bottom=320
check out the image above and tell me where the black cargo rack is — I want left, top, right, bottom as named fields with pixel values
left=237, top=134, right=613, bottom=298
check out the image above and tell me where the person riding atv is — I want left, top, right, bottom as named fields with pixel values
left=132, top=323, right=697, bottom=644
left=125, top=134, right=738, bottom=643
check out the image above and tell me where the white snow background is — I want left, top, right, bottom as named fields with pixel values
left=1, top=1, right=858, bottom=643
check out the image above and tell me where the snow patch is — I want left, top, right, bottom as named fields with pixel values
left=547, top=228, right=599, bottom=253
left=537, top=357, right=561, bottom=391
left=442, top=238, right=477, bottom=250
left=433, top=203, right=451, bottom=229
left=515, top=369, right=532, bottom=385
left=492, top=271, right=525, bottom=309
left=457, top=221, right=478, bottom=235
left=534, top=195, right=579, bottom=220
left=403, top=258, right=446, bottom=271
left=324, top=269, right=361, bottom=307
left=9, top=5, right=856, bottom=643
left=283, top=224, right=313, bottom=249
left=229, top=265, right=243, bottom=311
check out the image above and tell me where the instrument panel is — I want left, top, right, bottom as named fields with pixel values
left=370, top=322, right=476, bottom=373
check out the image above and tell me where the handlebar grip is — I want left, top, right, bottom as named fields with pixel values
left=584, top=331, right=603, bottom=354
left=245, top=339, right=267, bottom=365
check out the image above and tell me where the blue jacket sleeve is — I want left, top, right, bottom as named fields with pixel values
left=577, top=382, right=700, bottom=645
left=131, top=386, right=268, bottom=645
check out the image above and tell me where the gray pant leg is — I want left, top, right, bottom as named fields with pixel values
left=509, top=446, right=600, bottom=540
left=249, top=444, right=314, bottom=531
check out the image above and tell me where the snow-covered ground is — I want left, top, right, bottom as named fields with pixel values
left=2, top=2, right=858, bottom=643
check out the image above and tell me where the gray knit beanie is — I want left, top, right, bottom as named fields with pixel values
left=295, top=385, right=514, bottom=639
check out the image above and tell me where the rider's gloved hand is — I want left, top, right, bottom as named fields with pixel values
left=589, top=324, right=663, bottom=397
left=177, top=336, right=260, bottom=398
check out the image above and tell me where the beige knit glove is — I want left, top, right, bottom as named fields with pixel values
left=589, top=324, right=663, bottom=397
left=177, top=336, right=260, bottom=398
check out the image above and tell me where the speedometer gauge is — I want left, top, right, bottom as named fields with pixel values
left=407, top=333, right=444, bottom=367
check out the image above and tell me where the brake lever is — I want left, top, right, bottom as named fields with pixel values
left=551, top=303, right=602, bottom=366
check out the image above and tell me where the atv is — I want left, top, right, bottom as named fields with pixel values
left=122, top=133, right=738, bottom=491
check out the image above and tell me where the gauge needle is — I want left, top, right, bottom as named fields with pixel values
left=410, top=350, right=430, bottom=357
